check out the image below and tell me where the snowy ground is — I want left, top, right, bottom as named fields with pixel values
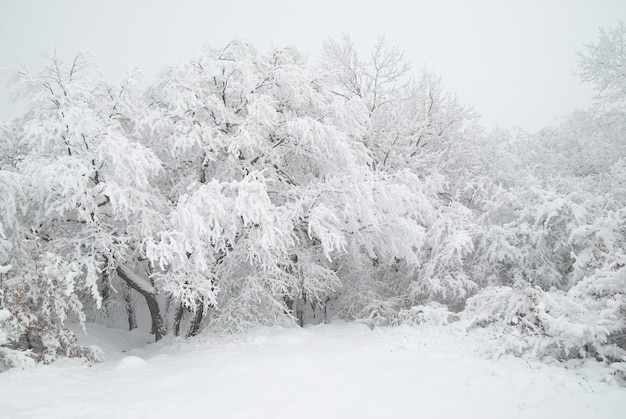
left=0, top=322, right=624, bottom=418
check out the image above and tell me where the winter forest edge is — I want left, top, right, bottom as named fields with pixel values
left=0, top=24, right=624, bottom=380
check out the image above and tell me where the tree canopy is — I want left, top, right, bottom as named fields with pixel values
left=1, top=27, right=624, bottom=371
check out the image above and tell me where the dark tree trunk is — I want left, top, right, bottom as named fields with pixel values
left=100, top=258, right=112, bottom=316
left=296, top=295, right=306, bottom=327
left=284, top=296, right=294, bottom=313
left=100, top=273, right=111, bottom=306
left=116, top=266, right=166, bottom=341
left=186, top=298, right=205, bottom=338
left=173, top=303, right=184, bottom=337
left=123, top=284, right=137, bottom=331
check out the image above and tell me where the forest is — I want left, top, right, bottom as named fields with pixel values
left=0, top=24, right=624, bottom=375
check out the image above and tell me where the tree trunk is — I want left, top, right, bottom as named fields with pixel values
left=186, top=298, right=204, bottom=338
left=173, top=303, right=184, bottom=337
left=116, top=266, right=165, bottom=341
left=99, top=259, right=112, bottom=317
left=123, top=284, right=137, bottom=331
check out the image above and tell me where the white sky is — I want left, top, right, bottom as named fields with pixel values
left=1, top=0, right=625, bottom=131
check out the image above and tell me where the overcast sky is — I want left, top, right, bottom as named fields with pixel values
left=1, top=0, right=625, bottom=131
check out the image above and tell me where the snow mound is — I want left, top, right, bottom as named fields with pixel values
left=115, top=356, right=148, bottom=369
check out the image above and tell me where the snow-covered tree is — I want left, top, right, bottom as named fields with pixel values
left=321, top=35, right=477, bottom=174
left=578, top=21, right=626, bottom=114
left=463, top=23, right=626, bottom=362
left=2, top=26, right=624, bottom=370
left=139, top=41, right=436, bottom=334
left=0, top=53, right=166, bottom=365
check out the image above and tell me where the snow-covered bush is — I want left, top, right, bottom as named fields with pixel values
left=1, top=258, right=103, bottom=366
left=465, top=284, right=625, bottom=362
left=393, top=302, right=459, bottom=327
left=0, top=307, right=35, bottom=371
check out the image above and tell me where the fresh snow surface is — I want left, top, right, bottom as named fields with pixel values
left=0, top=322, right=624, bottom=418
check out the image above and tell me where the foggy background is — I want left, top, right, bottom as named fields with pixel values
left=1, top=0, right=625, bottom=131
